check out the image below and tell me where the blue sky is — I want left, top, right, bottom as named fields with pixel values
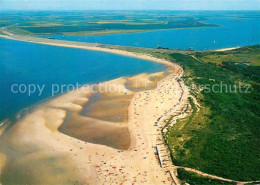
left=0, top=0, right=259, bottom=10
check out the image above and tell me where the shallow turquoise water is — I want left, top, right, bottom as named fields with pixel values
left=45, top=16, right=260, bottom=50
left=0, top=38, right=166, bottom=121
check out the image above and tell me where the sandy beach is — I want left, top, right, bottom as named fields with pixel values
left=214, top=47, right=240, bottom=52
left=1, top=9, right=259, bottom=184
left=0, top=30, right=172, bottom=68
left=0, top=31, right=190, bottom=184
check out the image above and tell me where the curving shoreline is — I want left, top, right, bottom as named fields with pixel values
left=0, top=66, right=185, bottom=185
left=1, top=31, right=253, bottom=184
left=0, top=32, right=188, bottom=184
left=0, top=32, right=173, bottom=67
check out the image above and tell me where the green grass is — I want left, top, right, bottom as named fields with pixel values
left=195, top=45, right=260, bottom=66
left=165, top=48, right=260, bottom=181
left=5, top=27, right=34, bottom=36
left=177, top=168, right=236, bottom=185
left=172, top=53, right=259, bottom=181
left=100, top=45, right=260, bottom=181
left=117, top=45, right=259, bottom=181
left=58, top=29, right=148, bottom=36
left=19, top=21, right=214, bottom=35
left=123, top=45, right=260, bottom=181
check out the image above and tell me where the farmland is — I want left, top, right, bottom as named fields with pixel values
left=0, top=11, right=217, bottom=35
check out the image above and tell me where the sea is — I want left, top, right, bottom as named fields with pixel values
left=1, top=11, right=259, bottom=121
left=44, top=12, right=260, bottom=50
left=0, top=38, right=166, bottom=121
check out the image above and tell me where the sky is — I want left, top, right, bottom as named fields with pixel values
left=0, top=0, right=259, bottom=10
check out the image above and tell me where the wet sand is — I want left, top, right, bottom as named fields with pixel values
left=0, top=32, right=190, bottom=184
left=58, top=72, right=173, bottom=150
left=58, top=78, right=133, bottom=150
left=0, top=64, right=189, bottom=185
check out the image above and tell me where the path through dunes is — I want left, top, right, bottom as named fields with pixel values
left=167, top=166, right=260, bottom=185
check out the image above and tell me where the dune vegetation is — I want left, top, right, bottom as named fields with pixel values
left=164, top=46, right=260, bottom=181
left=111, top=45, right=260, bottom=182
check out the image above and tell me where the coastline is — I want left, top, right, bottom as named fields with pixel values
left=0, top=33, right=242, bottom=57
left=0, top=33, right=173, bottom=67
left=0, top=11, right=259, bottom=183
left=0, top=65, right=187, bottom=185
left=0, top=32, right=189, bottom=184
left=213, top=47, right=240, bottom=52
left=42, top=24, right=218, bottom=36
left=0, top=31, right=249, bottom=184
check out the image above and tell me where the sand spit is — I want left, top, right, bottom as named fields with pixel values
left=0, top=31, right=190, bottom=184
left=0, top=30, right=173, bottom=68
left=214, top=47, right=240, bottom=52
left=0, top=65, right=188, bottom=184
left=0, top=64, right=189, bottom=185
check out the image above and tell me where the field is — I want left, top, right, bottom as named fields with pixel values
left=0, top=11, right=217, bottom=35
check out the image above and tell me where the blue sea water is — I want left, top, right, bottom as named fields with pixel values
left=0, top=38, right=166, bottom=121
left=44, top=17, right=260, bottom=50
left=1, top=11, right=259, bottom=121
